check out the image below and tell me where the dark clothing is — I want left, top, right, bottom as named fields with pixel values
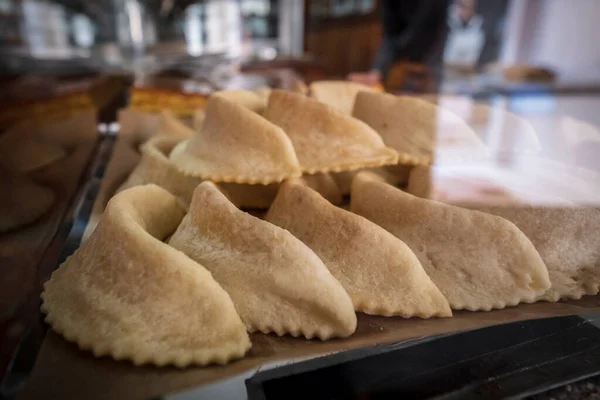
left=373, top=0, right=450, bottom=77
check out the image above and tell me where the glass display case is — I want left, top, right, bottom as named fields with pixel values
left=1, top=1, right=600, bottom=399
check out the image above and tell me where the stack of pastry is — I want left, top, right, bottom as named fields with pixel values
left=41, top=83, right=600, bottom=368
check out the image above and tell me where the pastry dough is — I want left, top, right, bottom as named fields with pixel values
left=118, top=135, right=336, bottom=209
left=475, top=206, right=600, bottom=302
left=292, top=79, right=309, bottom=95
left=298, top=173, right=342, bottom=205
left=156, top=110, right=195, bottom=139
left=332, top=166, right=410, bottom=196
left=407, top=165, right=433, bottom=198
left=264, top=90, right=398, bottom=174
left=41, top=185, right=250, bottom=367
left=352, top=92, right=486, bottom=165
left=212, top=90, right=267, bottom=114
left=170, top=95, right=301, bottom=184
left=266, top=182, right=452, bottom=318
left=220, top=172, right=342, bottom=209
left=309, top=80, right=374, bottom=114
left=117, top=136, right=199, bottom=208
left=168, top=182, right=357, bottom=339
left=118, top=109, right=161, bottom=144
left=385, top=164, right=413, bottom=186
left=0, top=166, right=55, bottom=232
left=350, top=173, right=551, bottom=311
left=216, top=182, right=280, bottom=209
left=252, top=86, right=272, bottom=103
left=0, top=122, right=65, bottom=172
left=193, top=108, right=206, bottom=131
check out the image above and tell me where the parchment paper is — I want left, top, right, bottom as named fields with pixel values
left=17, top=110, right=600, bottom=400
left=17, top=298, right=600, bottom=400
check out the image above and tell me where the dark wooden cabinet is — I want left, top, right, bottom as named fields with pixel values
left=304, top=0, right=381, bottom=78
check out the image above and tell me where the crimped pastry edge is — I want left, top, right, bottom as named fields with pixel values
left=40, top=278, right=251, bottom=368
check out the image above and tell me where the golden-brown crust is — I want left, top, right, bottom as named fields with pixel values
left=212, top=90, right=267, bottom=114
left=156, top=110, right=195, bottom=138
left=42, top=185, right=251, bottom=367
left=406, top=165, right=433, bottom=198
left=169, top=182, right=357, bottom=339
left=170, top=96, right=302, bottom=184
left=264, top=90, right=398, bottom=174
left=350, top=172, right=551, bottom=311
left=117, top=136, right=198, bottom=208
left=309, top=80, right=374, bottom=115
left=473, top=206, right=600, bottom=302
left=266, top=182, right=452, bottom=318
left=218, top=172, right=342, bottom=209
left=353, top=92, right=487, bottom=165
left=332, top=165, right=411, bottom=196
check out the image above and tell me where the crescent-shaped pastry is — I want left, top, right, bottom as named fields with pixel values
left=41, top=185, right=250, bottom=367
left=170, top=95, right=301, bottom=184
left=118, top=134, right=337, bottom=210
left=350, top=173, right=551, bottom=311
left=168, top=181, right=357, bottom=339
left=309, top=80, right=374, bottom=115
left=212, top=90, right=267, bottom=114
left=117, top=135, right=332, bottom=210
left=352, top=92, right=486, bottom=165
left=0, top=166, right=55, bottom=232
left=117, top=136, right=199, bottom=208
left=263, top=90, right=398, bottom=174
left=266, top=182, right=451, bottom=318
left=474, top=206, right=600, bottom=302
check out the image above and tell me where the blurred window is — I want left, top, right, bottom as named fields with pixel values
left=72, top=14, right=94, bottom=48
left=241, top=0, right=276, bottom=39
left=0, top=0, right=13, bottom=13
left=309, top=0, right=375, bottom=20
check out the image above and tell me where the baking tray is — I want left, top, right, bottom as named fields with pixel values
left=244, top=314, right=600, bottom=400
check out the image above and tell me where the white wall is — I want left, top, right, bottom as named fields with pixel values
left=501, top=0, right=600, bottom=75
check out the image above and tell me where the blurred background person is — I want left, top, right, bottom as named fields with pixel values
left=348, top=0, right=450, bottom=86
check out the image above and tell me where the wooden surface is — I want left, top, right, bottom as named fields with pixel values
left=305, top=18, right=381, bottom=78
left=0, top=112, right=98, bottom=377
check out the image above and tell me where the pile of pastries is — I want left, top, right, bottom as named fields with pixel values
left=41, top=82, right=600, bottom=368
